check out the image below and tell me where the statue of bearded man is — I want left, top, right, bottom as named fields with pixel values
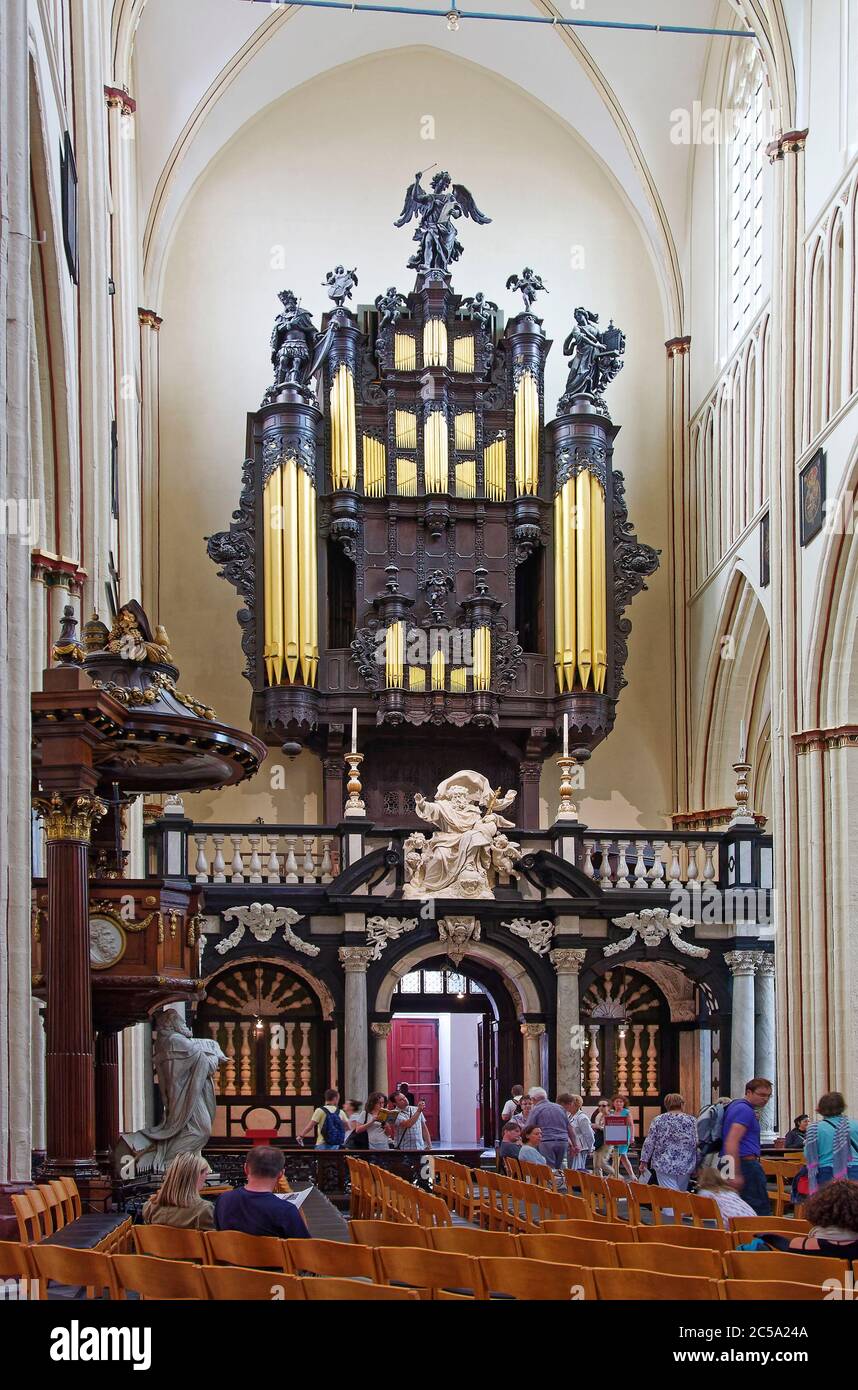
left=118, top=1008, right=226, bottom=1173
left=403, top=770, right=519, bottom=900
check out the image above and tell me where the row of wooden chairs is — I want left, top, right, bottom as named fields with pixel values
left=11, top=1180, right=132, bottom=1254
left=479, top=1171, right=589, bottom=1231
left=0, top=1240, right=832, bottom=1302
left=502, top=1157, right=558, bottom=1190
left=345, top=1157, right=452, bottom=1227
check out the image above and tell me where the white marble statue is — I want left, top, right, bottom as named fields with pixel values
left=118, top=1009, right=226, bottom=1173
left=402, top=770, right=521, bottom=900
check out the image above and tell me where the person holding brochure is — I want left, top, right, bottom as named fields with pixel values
left=215, top=1146, right=310, bottom=1239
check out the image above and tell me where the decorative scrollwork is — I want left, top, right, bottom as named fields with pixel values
left=205, top=456, right=256, bottom=684
left=611, top=470, right=660, bottom=692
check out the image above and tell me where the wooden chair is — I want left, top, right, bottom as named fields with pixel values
left=112, top=1253, right=206, bottom=1300
left=0, top=1240, right=40, bottom=1292
left=133, top=1225, right=208, bottom=1262
left=47, top=1179, right=76, bottom=1226
left=31, top=1245, right=119, bottom=1300
left=35, top=1183, right=66, bottom=1234
left=563, top=1169, right=588, bottom=1202
left=10, top=1192, right=43, bottom=1245
left=604, top=1176, right=634, bottom=1222
left=519, top=1232, right=619, bottom=1268
left=542, top=1217, right=638, bottom=1243
left=761, top=1159, right=804, bottom=1217
left=57, top=1177, right=83, bottom=1220
left=503, top=1156, right=523, bottom=1180
left=344, top=1158, right=369, bottom=1219
left=728, top=1216, right=811, bottom=1246
left=499, top=1175, right=540, bottom=1234
left=578, top=1172, right=610, bottom=1219
left=593, top=1267, right=719, bottom=1300
left=724, top=1250, right=847, bottom=1283
left=479, top=1256, right=595, bottom=1301
left=374, top=1246, right=485, bottom=1300
left=302, top=1277, right=420, bottom=1301
left=687, top=1192, right=724, bottom=1228
left=478, top=1170, right=512, bottom=1232
left=636, top=1224, right=731, bottom=1253
left=432, top=1159, right=479, bottom=1224
left=628, top=1184, right=696, bottom=1226
left=201, top=1265, right=304, bottom=1300
left=350, top=1220, right=429, bottom=1249
left=415, top=1188, right=453, bottom=1228
left=519, top=1159, right=556, bottom=1190
left=203, top=1230, right=290, bottom=1272
left=429, top=1227, right=521, bottom=1258
left=529, top=1187, right=590, bottom=1224
left=720, top=1278, right=829, bottom=1300
left=286, top=1238, right=378, bottom=1280
left=617, top=1241, right=724, bottom=1279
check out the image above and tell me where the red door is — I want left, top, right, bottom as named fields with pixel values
left=388, top=1019, right=440, bottom=1142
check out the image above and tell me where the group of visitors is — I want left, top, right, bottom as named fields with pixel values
left=501, top=1087, right=636, bottom=1178
left=298, top=1084, right=432, bottom=1152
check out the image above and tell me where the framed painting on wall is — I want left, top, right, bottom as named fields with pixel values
left=799, top=448, right=826, bottom=546
left=760, top=511, right=770, bottom=587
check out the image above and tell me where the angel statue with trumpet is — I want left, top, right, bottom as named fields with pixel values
left=402, top=770, right=521, bottom=900
left=395, top=169, right=491, bottom=275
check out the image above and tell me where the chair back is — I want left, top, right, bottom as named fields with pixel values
left=519, top=1159, right=555, bottom=1190
left=429, top=1227, right=521, bottom=1258
left=31, top=1245, right=118, bottom=1300
left=629, top=1183, right=695, bottom=1225
left=724, top=1249, right=847, bottom=1283
left=58, top=1177, right=82, bottom=1219
left=578, top=1171, right=610, bottom=1219
left=728, top=1215, right=811, bottom=1245
left=720, top=1277, right=829, bottom=1300
left=201, top=1264, right=303, bottom=1299
left=286, top=1237, right=377, bottom=1280
left=0, top=1240, right=39, bottom=1291
left=687, top=1192, right=724, bottom=1228
left=519, top=1232, right=620, bottom=1268
left=112, top=1253, right=206, bottom=1300
left=302, top=1277, right=420, bottom=1301
left=35, top=1183, right=65, bottom=1234
left=133, top=1224, right=208, bottom=1262
left=10, top=1192, right=42, bottom=1244
left=374, top=1246, right=485, bottom=1299
left=604, top=1176, right=633, bottom=1222
left=503, top=1156, right=523, bottom=1180
left=593, top=1266, right=718, bottom=1300
left=636, top=1224, right=731, bottom=1252
left=350, top=1219, right=429, bottom=1248
left=203, top=1229, right=289, bottom=1271
left=479, top=1255, right=595, bottom=1301
left=618, top=1241, right=723, bottom=1279
left=47, top=1179, right=75, bottom=1225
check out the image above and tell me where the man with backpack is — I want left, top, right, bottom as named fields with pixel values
left=299, top=1088, right=349, bottom=1149
left=696, top=1095, right=732, bottom=1167
left=719, top=1077, right=774, bottom=1215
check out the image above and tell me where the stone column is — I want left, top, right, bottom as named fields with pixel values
left=338, top=947, right=374, bottom=1103
left=371, top=1022, right=393, bottom=1095
left=665, top=335, right=692, bottom=811
left=754, top=954, right=777, bottom=1141
left=31, top=1003, right=46, bottom=1156
left=549, top=949, right=587, bottom=1094
left=698, top=1028, right=713, bottom=1110
left=521, top=1022, right=546, bottom=1093
left=34, top=793, right=106, bottom=1178
left=94, top=1030, right=121, bottom=1167
left=0, top=0, right=34, bottom=1188
left=726, top=950, right=761, bottom=1099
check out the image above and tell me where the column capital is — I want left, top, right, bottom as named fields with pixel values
left=755, top=953, right=776, bottom=979
left=104, top=85, right=136, bottom=116
left=338, top=945, right=374, bottom=973
left=521, top=1021, right=546, bottom=1038
left=370, top=1021, right=393, bottom=1039
left=766, top=128, right=809, bottom=162
left=33, top=791, right=107, bottom=843
left=665, top=335, right=691, bottom=357
left=725, top=948, right=763, bottom=978
left=138, top=307, right=163, bottom=331
left=549, top=947, right=587, bottom=975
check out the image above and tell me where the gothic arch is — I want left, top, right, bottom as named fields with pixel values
left=806, top=439, right=858, bottom=728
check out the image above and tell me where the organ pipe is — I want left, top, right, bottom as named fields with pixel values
left=514, top=369, right=539, bottom=495
left=329, top=364, right=357, bottom=490
left=262, top=456, right=318, bottom=690
left=553, top=469, right=607, bottom=693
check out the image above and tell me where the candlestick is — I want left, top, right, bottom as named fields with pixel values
left=738, top=718, right=746, bottom=764
left=563, top=712, right=569, bottom=758
left=555, top=755, right=579, bottom=821
left=344, top=752, right=366, bottom=818
left=351, top=707, right=358, bottom=755
left=729, top=758, right=755, bottom=826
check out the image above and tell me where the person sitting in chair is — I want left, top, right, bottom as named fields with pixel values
left=214, top=1146, right=309, bottom=1239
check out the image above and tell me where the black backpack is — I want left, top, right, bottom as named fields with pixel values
left=320, top=1106, right=346, bottom=1147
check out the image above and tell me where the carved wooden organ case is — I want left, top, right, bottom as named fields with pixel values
left=208, top=248, right=659, bottom=825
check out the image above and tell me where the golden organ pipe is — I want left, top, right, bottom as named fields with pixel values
left=283, top=459, right=300, bottom=683
left=562, top=478, right=576, bottom=692
left=308, top=481, right=319, bottom=685
left=297, top=465, right=317, bottom=685
left=329, top=365, right=356, bottom=489
left=575, top=468, right=592, bottom=690
left=431, top=648, right=446, bottom=691
left=590, top=473, right=607, bottom=694
left=553, top=491, right=563, bottom=690
left=263, top=473, right=274, bottom=686
left=269, top=464, right=284, bottom=686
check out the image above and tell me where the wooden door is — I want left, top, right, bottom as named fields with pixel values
left=388, top=1019, right=440, bottom=1142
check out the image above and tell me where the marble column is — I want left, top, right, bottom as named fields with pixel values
left=371, top=1022, right=393, bottom=1095
left=549, top=949, right=587, bottom=1094
left=726, top=950, right=761, bottom=1099
left=698, top=1028, right=713, bottom=1111
left=754, top=954, right=777, bottom=1141
left=521, top=1022, right=546, bottom=1093
left=338, top=947, right=374, bottom=1103
left=665, top=334, right=692, bottom=811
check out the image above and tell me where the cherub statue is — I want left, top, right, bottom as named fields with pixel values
left=395, top=170, right=491, bottom=274
left=505, top=268, right=548, bottom=313
left=323, top=265, right=359, bottom=308
left=559, top=306, right=626, bottom=413
left=402, top=770, right=520, bottom=900
left=403, top=832, right=427, bottom=884
left=459, top=290, right=498, bottom=331
left=375, top=286, right=408, bottom=330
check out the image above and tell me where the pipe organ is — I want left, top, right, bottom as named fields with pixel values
left=208, top=179, right=658, bottom=823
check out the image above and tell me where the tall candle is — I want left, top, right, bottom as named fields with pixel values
left=563, top=712, right=569, bottom=759
left=738, top=718, right=746, bottom=763
left=351, top=707, right=358, bottom=755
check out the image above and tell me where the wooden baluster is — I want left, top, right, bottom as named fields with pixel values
left=229, top=835, right=244, bottom=883
left=194, top=834, right=209, bottom=883
left=239, top=1022, right=252, bottom=1095
left=299, top=1022, right=312, bottom=1095
left=284, top=836, right=299, bottom=884
left=320, top=837, right=333, bottom=884
left=248, top=834, right=262, bottom=883
left=615, top=840, right=631, bottom=889
left=646, top=1024, right=658, bottom=1096
left=283, top=1023, right=296, bottom=1093
left=212, top=834, right=226, bottom=884
left=266, top=836, right=281, bottom=883
left=587, top=1024, right=601, bottom=1096
left=633, top=840, right=648, bottom=889
left=702, top=841, right=717, bottom=887
left=223, top=1022, right=237, bottom=1095
left=631, top=1024, right=644, bottom=1095
left=599, top=840, right=614, bottom=891
left=302, top=836, right=316, bottom=883
left=667, top=841, right=683, bottom=891
left=208, top=1024, right=222, bottom=1095
left=269, top=1023, right=282, bottom=1093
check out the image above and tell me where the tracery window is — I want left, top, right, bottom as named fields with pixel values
left=726, top=46, right=767, bottom=345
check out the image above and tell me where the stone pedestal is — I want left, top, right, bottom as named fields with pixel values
left=550, top=949, right=587, bottom=1093
left=338, top=947, right=374, bottom=1102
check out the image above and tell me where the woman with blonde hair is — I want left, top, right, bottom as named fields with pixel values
left=694, top=1163, right=755, bottom=1221
left=142, top=1151, right=214, bottom=1229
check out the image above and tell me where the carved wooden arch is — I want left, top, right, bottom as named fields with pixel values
left=580, top=943, right=724, bottom=1022
left=200, top=952, right=336, bottom=1020
left=374, top=937, right=542, bottom=1015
